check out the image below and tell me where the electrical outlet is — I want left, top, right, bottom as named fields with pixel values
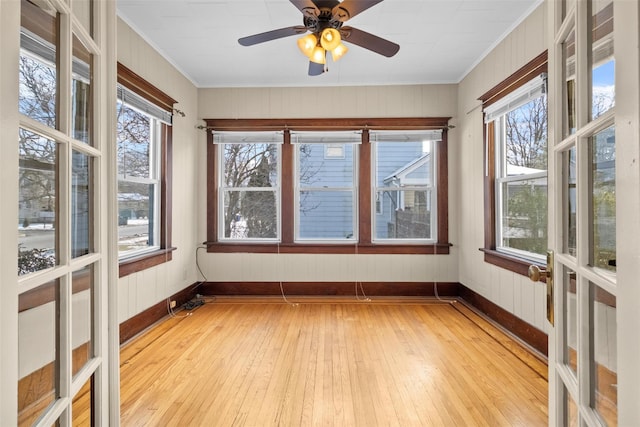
left=170, top=300, right=177, bottom=309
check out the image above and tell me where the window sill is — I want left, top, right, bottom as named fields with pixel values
left=206, top=242, right=451, bottom=255
left=119, top=247, right=176, bottom=278
left=480, top=248, right=544, bottom=279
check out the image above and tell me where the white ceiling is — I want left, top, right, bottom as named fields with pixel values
left=116, top=0, right=542, bottom=88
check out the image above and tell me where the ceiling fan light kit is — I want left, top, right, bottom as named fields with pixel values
left=238, top=0, right=399, bottom=76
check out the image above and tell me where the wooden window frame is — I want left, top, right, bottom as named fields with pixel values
left=117, top=63, right=176, bottom=277
left=478, top=52, right=548, bottom=275
left=205, top=117, right=451, bottom=255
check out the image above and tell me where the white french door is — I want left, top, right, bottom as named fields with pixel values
left=3, top=0, right=118, bottom=425
left=547, top=0, right=640, bottom=425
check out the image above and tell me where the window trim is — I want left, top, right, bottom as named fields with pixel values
left=478, top=51, right=548, bottom=274
left=205, top=117, right=451, bottom=254
left=117, top=63, right=176, bottom=277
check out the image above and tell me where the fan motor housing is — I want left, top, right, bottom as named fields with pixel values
left=303, top=0, right=345, bottom=33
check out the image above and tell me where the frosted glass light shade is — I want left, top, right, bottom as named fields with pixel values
left=297, top=34, right=317, bottom=57
left=331, top=43, right=348, bottom=62
left=320, top=28, right=341, bottom=51
left=310, top=45, right=326, bottom=64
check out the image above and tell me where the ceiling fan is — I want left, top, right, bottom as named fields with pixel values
left=238, top=0, right=400, bottom=76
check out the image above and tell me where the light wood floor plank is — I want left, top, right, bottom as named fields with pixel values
left=116, top=299, right=548, bottom=426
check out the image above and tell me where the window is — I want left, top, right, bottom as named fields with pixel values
left=480, top=52, right=548, bottom=272
left=117, top=63, right=176, bottom=276
left=205, top=118, right=451, bottom=254
left=216, top=131, right=280, bottom=241
left=371, top=130, right=440, bottom=242
left=293, top=132, right=359, bottom=241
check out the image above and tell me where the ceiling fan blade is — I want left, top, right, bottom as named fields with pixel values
left=308, top=61, right=325, bottom=76
left=290, top=0, right=320, bottom=17
left=331, top=0, right=384, bottom=22
left=340, top=26, right=399, bottom=57
left=238, top=26, right=307, bottom=46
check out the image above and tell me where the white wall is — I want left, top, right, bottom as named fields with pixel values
left=116, top=19, right=201, bottom=322
left=456, top=4, right=549, bottom=332
left=197, top=84, right=460, bottom=285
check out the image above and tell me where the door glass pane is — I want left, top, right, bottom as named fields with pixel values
left=590, top=1, right=614, bottom=121
left=72, top=0, right=92, bottom=36
left=72, top=151, right=92, bottom=258
left=564, top=147, right=577, bottom=256
left=563, top=28, right=576, bottom=137
left=590, top=282, right=617, bottom=426
left=19, top=129, right=57, bottom=275
left=18, top=280, right=60, bottom=426
left=72, top=375, right=93, bottom=425
left=72, top=266, right=94, bottom=377
left=72, top=34, right=92, bottom=145
left=563, top=267, right=578, bottom=375
left=19, top=0, right=58, bottom=129
left=590, top=126, right=615, bottom=271
left=563, top=384, right=579, bottom=426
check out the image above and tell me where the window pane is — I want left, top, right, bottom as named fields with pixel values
left=374, top=189, right=432, bottom=239
left=117, top=102, right=152, bottom=179
left=500, top=177, right=547, bottom=256
left=19, top=129, right=57, bottom=275
left=18, top=280, right=59, bottom=426
left=72, top=34, right=92, bottom=144
left=590, top=126, right=615, bottom=271
left=72, top=266, right=94, bottom=377
left=298, top=143, right=354, bottom=187
left=564, top=147, right=577, bottom=256
left=222, top=190, right=278, bottom=239
left=299, top=191, right=354, bottom=239
left=373, top=138, right=435, bottom=242
left=504, top=96, right=547, bottom=170
left=590, top=282, right=617, bottom=426
left=590, top=1, right=614, bottom=121
left=564, top=28, right=576, bottom=136
left=72, top=151, right=92, bottom=258
left=221, top=141, right=279, bottom=240
left=19, top=0, right=58, bottom=128
left=118, top=182, right=158, bottom=254
left=223, top=143, right=279, bottom=188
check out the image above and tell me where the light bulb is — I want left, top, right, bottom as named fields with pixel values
left=310, top=45, right=326, bottom=64
left=297, top=34, right=317, bottom=58
left=331, top=43, right=348, bottom=62
left=320, top=28, right=341, bottom=51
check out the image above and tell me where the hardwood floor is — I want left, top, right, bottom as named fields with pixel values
left=118, top=298, right=548, bottom=426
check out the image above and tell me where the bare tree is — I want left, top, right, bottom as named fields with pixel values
left=505, top=96, right=547, bottom=169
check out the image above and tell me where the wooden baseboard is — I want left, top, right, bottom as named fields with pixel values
left=457, top=284, right=548, bottom=357
left=119, top=286, right=197, bottom=344
left=198, top=281, right=460, bottom=297
left=119, top=281, right=547, bottom=363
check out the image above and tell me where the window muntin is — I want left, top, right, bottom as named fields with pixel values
left=487, top=77, right=548, bottom=261
left=218, top=134, right=280, bottom=241
left=371, top=131, right=439, bottom=242
left=116, top=96, right=162, bottom=258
